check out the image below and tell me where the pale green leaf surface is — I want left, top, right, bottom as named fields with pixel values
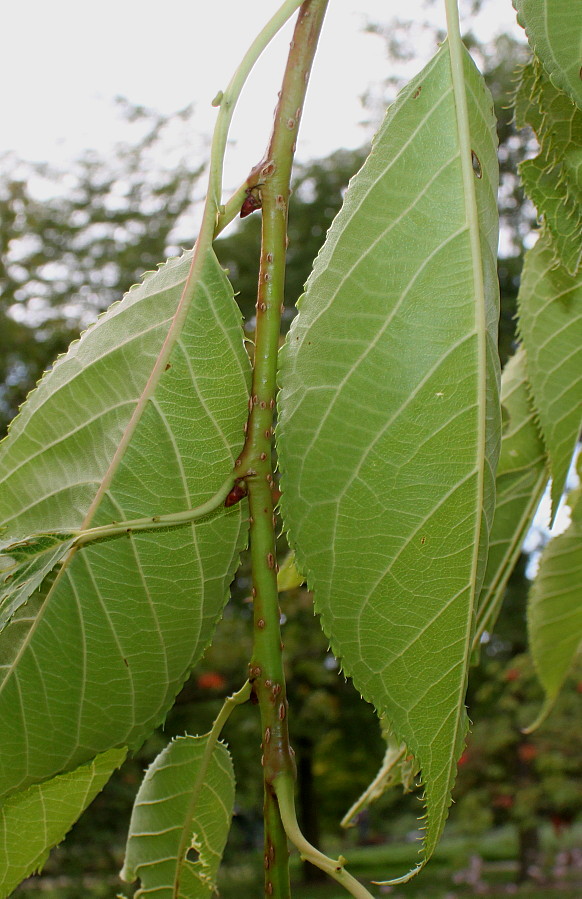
left=276, top=550, right=305, bottom=592
left=0, top=747, right=126, bottom=898
left=513, top=0, right=582, bottom=110
left=528, top=469, right=582, bottom=728
left=520, top=158, right=582, bottom=274
left=121, top=735, right=234, bottom=898
left=474, top=349, right=548, bottom=646
left=517, top=233, right=582, bottom=520
left=515, top=60, right=582, bottom=274
left=0, top=532, right=76, bottom=631
left=278, top=42, right=499, bottom=876
left=0, top=250, right=250, bottom=804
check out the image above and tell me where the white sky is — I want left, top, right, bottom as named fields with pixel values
left=2, top=1, right=523, bottom=194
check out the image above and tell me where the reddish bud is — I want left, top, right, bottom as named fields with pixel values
left=224, top=482, right=248, bottom=507
left=240, top=190, right=262, bottom=218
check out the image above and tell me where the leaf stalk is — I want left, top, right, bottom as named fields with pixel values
left=74, top=475, right=236, bottom=546
left=275, top=773, right=376, bottom=899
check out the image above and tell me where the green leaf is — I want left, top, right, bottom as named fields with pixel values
left=517, top=233, right=582, bottom=520
left=473, top=349, right=548, bottom=646
left=527, top=465, right=582, bottom=730
left=515, top=60, right=582, bottom=274
left=513, top=0, right=582, bottom=110
left=121, top=735, right=234, bottom=898
left=341, top=719, right=417, bottom=829
left=0, top=249, right=250, bottom=804
left=0, top=531, right=76, bottom=630
left=278, top=41, right=499, bottom=878
left=0, top=747, right=126, bottom=898
left=276, top=550, right=305, bottom=592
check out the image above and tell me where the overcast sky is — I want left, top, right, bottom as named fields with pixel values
left=3, top=1, right=523, bottom=193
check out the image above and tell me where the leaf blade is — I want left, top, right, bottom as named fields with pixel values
left=0, top=747, right=126, bottom=898
left=278, top=42, right=499, bottom=875
left=515, top=59, right=582, bottom=274
left=513, top=0, right=582, bottom=110
left=121, top=735, right=234, bottom=899
left=527, top=470, right=582, bottom=728
left=0, top=249, right=250, bottom=803
left=473, top=348, right=548, bottom=645
left=0, top=532, right=76, bottom=630
left=517, top=233, right=582, bottom=520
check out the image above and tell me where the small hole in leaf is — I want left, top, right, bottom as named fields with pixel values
left=186, top=847, right=200, bottom=863
left=471, top=150, right=482, bottom=179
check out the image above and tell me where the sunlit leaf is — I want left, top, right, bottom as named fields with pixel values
left=517, top=232, right=582, bottom=520
left=0, top=249, right=250, bottom=804
left=513, top=0, right=582, bottom=110
left=278, top=40, right=499, bottom=879
left=527, top=462, right=582, bottom=729
left=121, top=735, right=234, bottom=898
left=515, top=60, right=582, bottom=274
left=473, top=348, right=548, bottom=646
left=277, top=550, right=305, bottom=592
left=0, top=748, right=126, bottom=898
left=0, top=531, right=76, bottom=630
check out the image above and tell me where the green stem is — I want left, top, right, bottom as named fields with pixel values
left=207, top=679, right=253, bottom=742
left=235, top=3, right=329, bottom=897
left=275, top=773, right=376, bottom=899
left=205, top=0, right=304, bottom=220
left=214, top=180, right=252, bottom=237
left=74, top=475, right=235, bottom=546
left=171, top=0, right=305, bottom=342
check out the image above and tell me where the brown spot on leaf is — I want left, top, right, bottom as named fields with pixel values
left=471, top=150, right=482, bottom=179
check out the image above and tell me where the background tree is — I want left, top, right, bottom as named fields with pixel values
left=0, top=102, right=203, bottom=434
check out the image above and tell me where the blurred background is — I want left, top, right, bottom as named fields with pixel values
left=3, top=1, right=581, bottom=896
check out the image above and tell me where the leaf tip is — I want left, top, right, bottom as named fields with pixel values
left=522, top=694, right=555, bottom=734
left=373, top=860, right=426, bottom=887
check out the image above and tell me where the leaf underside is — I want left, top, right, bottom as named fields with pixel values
left=278, top=41, right=499, bottom=878
left=0, top=249, right=250, bottom=805
left=517, top=233, right=582, bottom=520
left=528, top=469, right=582, bottom=729
left=474, top=348, right=548, bottom=647
left=0, top=532, right=76, bottom=630
left=515, top=60, right=582, bottom=274
left=513, top=0, right=582, bottom=110
left=121, top=735, right=235, bottom=899
left=0, top=747, right=126, bottom=898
